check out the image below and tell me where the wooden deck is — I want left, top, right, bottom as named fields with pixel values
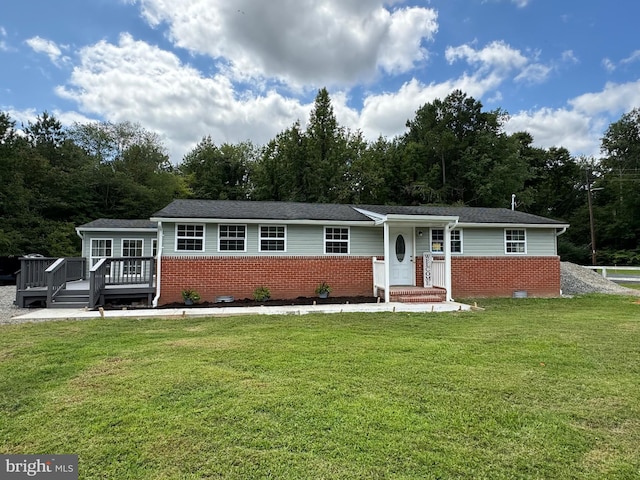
left=15, top=256, right=156, bottom=309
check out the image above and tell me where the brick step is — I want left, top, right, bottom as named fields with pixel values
left=389, top=289, right=445, bottom=297
left=390, top=294, right=446, bottom=303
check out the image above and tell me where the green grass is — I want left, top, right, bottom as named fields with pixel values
left=1, top=295, right=639, bottom=479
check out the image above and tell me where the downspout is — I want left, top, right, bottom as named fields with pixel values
left=445, top=220, right=458, bottom=302
left=383, top=222, right=390, bottom=303
left=76, top=228, right=86, bottom=278
left=152, top=221, right=163, bottom=308
left=555, top=227, right=567, bottom=236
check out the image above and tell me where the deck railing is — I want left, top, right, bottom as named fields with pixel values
left=89, top=258, right=108, bottom=308
left=89, top=256, right=156, bottom=308
left=46, top=258, right=67, bottom=306
left=17, top=257, right=57, bottom=289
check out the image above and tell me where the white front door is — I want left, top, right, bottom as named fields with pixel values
left=389, top=228, right=414, bottom=285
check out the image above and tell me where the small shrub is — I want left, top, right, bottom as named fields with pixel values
left=253, top=286, right=271, bottom=302
left=315, top=281, right=332, bottom=296
left=181, top=288, right=201, bottom=303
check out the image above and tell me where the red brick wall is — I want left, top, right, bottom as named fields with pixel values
left=160, top=256, right=374, bottom=304
left=414, top=255, right=560, bottom=298
left=451, top=256, right=560, bottom=298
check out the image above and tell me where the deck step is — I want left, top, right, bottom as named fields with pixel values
left=49, top=289, right=90, bottom=308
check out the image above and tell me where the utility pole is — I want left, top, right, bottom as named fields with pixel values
left=586, top=170, right=597, bottom=265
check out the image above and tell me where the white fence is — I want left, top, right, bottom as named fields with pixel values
left=583, top=265, right=640, bottom=283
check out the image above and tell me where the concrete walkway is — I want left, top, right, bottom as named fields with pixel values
left=11, top=301, right=471, bottom=323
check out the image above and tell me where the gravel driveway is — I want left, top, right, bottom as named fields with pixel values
left=0, top=285, right=25, bottom=325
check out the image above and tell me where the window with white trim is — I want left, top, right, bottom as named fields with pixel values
left=451, top=229, right=462, bottom=254
left=431, top=228, right=444, bottom=253
left=90, top=239, right=112, bottom=266
left=505, top=229, right=526, bottom=254
left=122, top=239, right=143, bottom=275
left=324, top=227, right=349, bottom=254
left=152, top=238, right=158, bottom=257
left=259, top=225, right=286, bottom=252
left=219, top=225, right=246, bottom=251
left=176, top=224, right=205, bottom=251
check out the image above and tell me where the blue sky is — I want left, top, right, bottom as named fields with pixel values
left=1, top=0, right=639, bottom=162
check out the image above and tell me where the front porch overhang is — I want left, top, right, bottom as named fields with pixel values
left=357, top=208, right=459, bottom=303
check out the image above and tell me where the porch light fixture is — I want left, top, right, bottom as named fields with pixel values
left=418, top=230, right=423, bottom=237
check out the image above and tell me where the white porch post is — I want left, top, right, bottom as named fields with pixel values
left=444, top=223, right=453, bottom=301
left=383, top=221, right=390, bottom=303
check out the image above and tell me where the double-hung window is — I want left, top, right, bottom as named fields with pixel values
left=505, top=229, right=526, bottom=254
left=324, top=227, right=349, bottom=254
left=219, top=225, right=246, bottom=252
left=431, top=228, right=462, bottom=253
left=90, top=239, right=112, bottom=267
left=431, top=228, right=444, bottom=253
left=450, top=229, right=462, bottom=254
left=259, top=225, right=286, bottom=252
left=176, top=224, right=205, bottom=252
left=122, top=239, right=143, bottom=275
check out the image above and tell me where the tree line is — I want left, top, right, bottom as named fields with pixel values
left=1, top=88, right=638, bottom=264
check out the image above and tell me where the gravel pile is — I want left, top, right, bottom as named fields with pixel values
left=561, top=262, right=638, bottom=296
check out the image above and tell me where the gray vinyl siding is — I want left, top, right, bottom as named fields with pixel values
left=81, top=232, right=157, bottom=259
left=462, top=228, right=557, bottom=256
left=414, top=227, right=558, bottom=256
left=161, top=222, right=384, bottom=256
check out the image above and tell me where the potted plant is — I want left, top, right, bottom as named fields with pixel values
left=315, top=281, right=332, bottom=299
left=181, top=288, right=201, bottom=306
left=253, top=286, right=271, bottom=302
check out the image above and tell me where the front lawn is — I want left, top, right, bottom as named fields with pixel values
left=1, top=295, right=639, bottom=479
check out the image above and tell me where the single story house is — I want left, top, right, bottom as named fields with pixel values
left=76, top=200, right=568, bottom=305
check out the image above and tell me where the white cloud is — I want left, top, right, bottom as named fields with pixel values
left=569, top=79, right=640, bottom=115
left=514, top=63, right=551, bottom=84
left=56, top=34, right=310, bottom=160
left=378, top=7, right=438, bottom=74
left=505, top=80, right=640, bottom=157
left=561, top=50, right=578, bottom=64
left=505, top=108, right=600, bottom=156
left=133, top=0, right=438, bottom=87
left=621, top=50, right=640, bottom=65
left=446, top=41, right=529, bottom=73
left=25, top=36, right=68, bottom=65
left=602, top=58, right=616, bottom=73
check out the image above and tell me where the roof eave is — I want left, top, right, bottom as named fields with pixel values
left=149, top=216, right=375, bottom=226
left=457, top=222, right=570, bottom=229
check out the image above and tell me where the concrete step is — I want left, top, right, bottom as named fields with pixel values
left=49, top=301, right=88, bottom=309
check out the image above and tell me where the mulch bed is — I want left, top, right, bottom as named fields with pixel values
left=158, top=296, right=379, bottom=309
left=98, top=296, right=379, bottom=311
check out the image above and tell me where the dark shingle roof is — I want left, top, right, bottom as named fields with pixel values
left=150, top=200, right=567, bottom=225
left=358, top=205, right=567, bottom=225
left=78, top=219, right=157, bottom=230
left=152, top=200, right=372, bottom=222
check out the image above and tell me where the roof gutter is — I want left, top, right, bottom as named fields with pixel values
left=555, top=227, right=568, bottom=236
